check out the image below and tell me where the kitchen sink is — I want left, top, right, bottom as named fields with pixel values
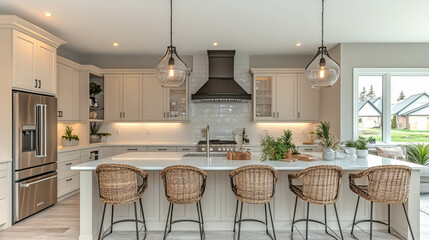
left=183, top=153, right=227, bottom=157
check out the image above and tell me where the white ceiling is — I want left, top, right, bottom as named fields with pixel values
left=0, top=0, right=428, bottom=55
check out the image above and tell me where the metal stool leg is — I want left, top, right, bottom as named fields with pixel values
left=306, top=202, right=310, bottom=240
left=134, top=202, right=139, bottom=240
left=370, top=201, right=373, bottom=240
left=98, top=204, right=107, bottom=240
left=163, top=203, right=172, bottom=240
left=110, top=205, right=114, bottom=234
left=402, top=203, right=416, bottom=240
left=268, top=202, right=277, bottom=240
left=351, top=196, right=360, bottom=235
left=199, top=201, right=205, bottom=239
left=291, top=196, right=298, bottom=233
left=233, top=200, right=239, bottom=233
left=139, top=198, right=147, bottom=232
left=168, top=204, right=174, bottom=233
left=237, top=201, right=244, bottom=240
left=388, top=204, right=391, bottom=233
left=324, top=205, right=328, bottom=234
left=333, top=203, right=344, bottom=240
left=264, top=203, right=269, bottom=234
left=196, top=202, right=203, bottom=240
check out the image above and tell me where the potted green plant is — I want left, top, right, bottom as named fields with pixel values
left=367, top=136, right=376, bottom=144
left=61, top=126, right=79, bottom=147
left=315, top=121, right=339, bottom=160
left=406, top=144, right=429, bottom=166
left=89, top=82, right=102, bottom=106
left=261, top=130, right=298, bottom=161
left=281, top=130, right=297, bottom=158
left=97, top=132, right=112, bottom=143
left=344, top=139, right=358, bottom=156
left=356, top=137, right=369, bottom=158
left=90, top=122, right=102, bottom=143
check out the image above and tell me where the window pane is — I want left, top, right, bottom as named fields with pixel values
left=358, top=76, right=383, bottom=141
left=391, top=76, right=429, bottom=143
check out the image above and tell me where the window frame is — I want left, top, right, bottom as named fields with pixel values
left=353, top=68, right=429, bottom=143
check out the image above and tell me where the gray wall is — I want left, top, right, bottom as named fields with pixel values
left=340, top=43, right=429, bottom=140
left=250, top=55, right=313, bottom=68
left=79, top=55, right=193, bottom=69
left=57, top=46, right=82, bottom=63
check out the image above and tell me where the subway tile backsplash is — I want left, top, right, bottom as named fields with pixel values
left=99, top=53, right=317, bottom=145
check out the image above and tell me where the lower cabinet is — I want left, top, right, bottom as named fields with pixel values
left=113, top=146, right=148, bottom=155
left=58, top=151, right=80, bottom=198
left=0, top=162, right=12, bottom=228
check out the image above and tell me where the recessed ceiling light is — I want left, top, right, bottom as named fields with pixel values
left=295, top=43, right=302, bottom=47
left=212, top=42, right=218, bottom=46
left=113, top=42, right=119, bottom=47
left=43, top=12, right=53, bottom=17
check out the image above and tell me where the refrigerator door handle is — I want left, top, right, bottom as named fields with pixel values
left=42, top=104, right=47, bottom=157
left=19, top=175, right=57, bottom=188
left=35, top=104, right=47, bottom=158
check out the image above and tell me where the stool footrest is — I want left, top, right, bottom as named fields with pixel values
left=293, top=218, right=341, bottom=240
left=100, top=219, right=147, bottom=240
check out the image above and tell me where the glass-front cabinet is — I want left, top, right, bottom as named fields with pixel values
left=253, top=74, right=276, bottom=120
left=165, top=82, right=188, bottom=120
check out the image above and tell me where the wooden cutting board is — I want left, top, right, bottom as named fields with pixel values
left=294, top=154, right=316, bottom=161
left=279, top=158, right=296, bottom=162
left=227, top=151, right=251, bottom=160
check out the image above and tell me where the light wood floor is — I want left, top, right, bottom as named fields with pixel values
left=0, top=194, right=427, bottom=240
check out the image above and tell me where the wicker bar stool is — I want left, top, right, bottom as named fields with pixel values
left=288, top=165, right=344, bottom=240
left=230, top=165, right=278, bottom=240
left=95, top=164, right=148, bottom=240
left=349, top=165, right=415, bottom=240
left=161, top=165, right=207, bottom=240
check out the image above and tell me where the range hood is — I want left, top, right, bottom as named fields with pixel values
left=192, top=50, right=251, bottom=102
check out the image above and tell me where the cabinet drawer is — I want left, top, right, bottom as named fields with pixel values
left=58, top=159, right=80, bottom=180
left=0, top=199, right=6, bottom=225
left=0, top=176, right=6, bottom=200
left=113, top=147, right=148, bottom=155
left=58, top=174, right=79, bottom=198
left=58, top=151, right=80, bottom=164
left=147, top=147, right=176, bottom=152
left=176, top=146, right=197, bottom=152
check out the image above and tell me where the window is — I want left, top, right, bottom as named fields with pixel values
left=354, top=69, right=429, bottom=143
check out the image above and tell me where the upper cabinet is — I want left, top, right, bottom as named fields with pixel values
left=105, top=74, right=143, bottom=121
left=251, top=69, right=320, bottom=122
left=57, top=63, right=79, bottom=121
left=12, top=30, right=57, bottom=95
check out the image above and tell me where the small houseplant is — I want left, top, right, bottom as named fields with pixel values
left=344, top=139, right=358, bottom=156
left=261, top=130, right=298, bottom=161
left=315, top=121, right=339, bottom=160
left=356, top=137, right=369, bottom=158
left=406, top=143, right=429, bottom=166
left=89, top=82, right=102, bottom=106
left=90, top=122, right=103, bottom=143
left=61, top=126, right=79, bottom=147
left=97, top=132, right=112, bottom=143
left=367, top=136, right=376, bottom=144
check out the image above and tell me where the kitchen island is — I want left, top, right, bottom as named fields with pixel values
left=72, top=152, right=424, bottom=240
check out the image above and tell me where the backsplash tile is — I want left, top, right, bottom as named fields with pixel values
left=99, top=53, right=317, bottom=145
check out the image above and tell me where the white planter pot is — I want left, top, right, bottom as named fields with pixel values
left=323, top=148, right=335, bottom=161
left=99, top=137, right=107, bottom=143
left=356, top=149, right=368, bottom=158
left=344, top=147, right=356, bottom=156
left=61, top=139, right=79, bottom=147
left=90, top=135, right=99, bottom=143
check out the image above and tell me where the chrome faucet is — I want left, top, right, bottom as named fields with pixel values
left=201, top=125, right=210, bottom=157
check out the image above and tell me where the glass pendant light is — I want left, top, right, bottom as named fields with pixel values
left=305, top=0, right=340, bottom=88
left=156, top=0, right=190, bottom=88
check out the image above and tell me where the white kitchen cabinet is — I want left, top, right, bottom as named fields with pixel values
left=58, top=151, right=80, bottom=198
left=113, top=147, right=148, bottom=155
left=12, top=30, right=57, bottom=95
left=57, top=63, right=79, bottom=121
left=251, top=69, right=320, bottom=122
left=0, top=162, right=12, bottom=229
left=105, top=74, right=143, bottom=121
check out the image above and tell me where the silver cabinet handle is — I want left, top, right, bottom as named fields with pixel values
left=66, top=163, right=72, bottom=166
left=123, top=112, right=125, bottom=118
left=38, top=80, right=41, bottom=88
left=277, top=112, right=279, bottom=118
left=298, top=112, right=301, bottom=118
left=66, top=178, right=73, bottom=182
left=20, top=175, right=57, bottom=188
left=272, top=112, right=275, bottom=118
left=34, top=79, right=38, bottom=88
left=158, top=148, right=168, bottom=151
left=120, top=112, right=122, bottom=118
left=164, top=112, right=166, bottom=118
left=127, top=148, right=138, bottom=151
left=167, top=112, right=170, bottom=118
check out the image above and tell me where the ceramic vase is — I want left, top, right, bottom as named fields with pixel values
left=61, top=139, right=79, bottom=147
left=323, top=147, right=335, bottom=161
left=356, top=149, right=369, bottom=158
left=345, top=147, right=356, bottom=156
left=90, top=135, right=99, bottom=143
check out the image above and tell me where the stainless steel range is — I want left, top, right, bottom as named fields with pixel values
left=197, top=140, right=238, bottom=152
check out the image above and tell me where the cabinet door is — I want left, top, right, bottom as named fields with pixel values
left=165, top=81, right=188, bottom=121
left=12, top=31, right=37, bottom=91
left=122, top=74, right=143, bottom=120
left=276, top=74, right=297, bottom=120
left=297, top=73, right=320, bottom=121
left=253, top=74, right=276, bottom=121
left=104, top=74, right=123, bottom=121
left=143, top=74, right=166, bottom=121
left=36, top=41, right=56, bottom=95
left=57, top=64, right=79, bottom=120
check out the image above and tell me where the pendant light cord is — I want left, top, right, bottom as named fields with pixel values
left=170, top=0, right=173, bottom=47
left=321, top=0, right=324, bottom=48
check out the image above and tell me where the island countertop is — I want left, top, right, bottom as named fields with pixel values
left=71, top=151, right=426, bottom=171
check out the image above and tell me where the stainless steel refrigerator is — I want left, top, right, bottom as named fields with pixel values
left=12, top=91, right=58, bottom=223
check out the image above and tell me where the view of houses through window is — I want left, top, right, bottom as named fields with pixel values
left=357, top=73, right=429, bottom=143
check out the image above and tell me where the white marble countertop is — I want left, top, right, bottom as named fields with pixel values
left=71, top=152, right=426, bottom=171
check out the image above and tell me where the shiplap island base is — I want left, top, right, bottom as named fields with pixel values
left=71, top=152, right=423, bottom=240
